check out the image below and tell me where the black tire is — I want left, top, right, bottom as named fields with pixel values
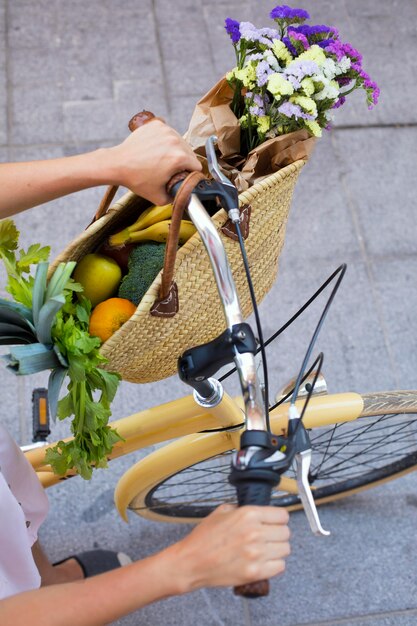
left=131, top=391, right=417, bottom=520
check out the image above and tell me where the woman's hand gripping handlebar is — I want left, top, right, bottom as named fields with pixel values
left=94, top=110, right=201, bottom=221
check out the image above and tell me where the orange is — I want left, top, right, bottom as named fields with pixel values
left=73, top=253, right=122, bottom=307
left=89, top=297, right=136, bottom=343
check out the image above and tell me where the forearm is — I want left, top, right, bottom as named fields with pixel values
left=0, top=121, right=202, bottom=218
left=0, top=506, right=290, bottom=624
left=0, top=547, right=185, bottom=626
left=0, top=149, right=115, bottom=218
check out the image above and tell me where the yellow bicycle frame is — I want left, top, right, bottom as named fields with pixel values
left=26, top=391, right=364, bottom=502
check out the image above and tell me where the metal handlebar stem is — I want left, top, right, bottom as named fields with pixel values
left=186, top=194, right=267, bottom=432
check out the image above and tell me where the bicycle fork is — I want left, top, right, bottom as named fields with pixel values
left=171, top=137, right=329, bottom=597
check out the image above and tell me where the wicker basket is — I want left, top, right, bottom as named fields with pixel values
left=51, top=159, right=305, bottom=383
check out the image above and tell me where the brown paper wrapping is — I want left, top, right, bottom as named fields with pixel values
left=184, top=78, right=240, bottom=157
left=184, top=77, right=316, bottom=192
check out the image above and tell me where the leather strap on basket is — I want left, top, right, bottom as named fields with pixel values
left=150, top=170, right=207, bottom=318
left=221, top=203, right=251, bottom=241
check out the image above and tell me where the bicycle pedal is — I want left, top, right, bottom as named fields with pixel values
left=32, top=388, right=50, bottom=442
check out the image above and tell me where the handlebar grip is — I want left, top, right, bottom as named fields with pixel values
left=128, top=110, right=157, bottom=132
left=234, top=579, right=269, bottom=598
left=233, top=480, right=273, bottom=599
left=166, top=171, right=190, bottom=198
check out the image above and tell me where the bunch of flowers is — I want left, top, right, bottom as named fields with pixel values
left=225, top=5, right=379, bottom=153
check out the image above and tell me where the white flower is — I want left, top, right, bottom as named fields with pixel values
left=263, top=51, right=280, bottom=71
left=314, top=79, right=340, bottom=101
left=337, top=55, right=351, bottom=74
left=322, top=58, right=337, bottom=80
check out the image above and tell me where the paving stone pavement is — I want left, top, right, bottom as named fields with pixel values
left=1, top=1, right=417, bottom=624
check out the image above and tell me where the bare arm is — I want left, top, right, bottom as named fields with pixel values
left=0, top=120, right=201, bottom=218
left=0, top=505, right=290, bottom=626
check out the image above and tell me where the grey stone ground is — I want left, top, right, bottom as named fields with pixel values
left=1, top=0, right=417, bottom=624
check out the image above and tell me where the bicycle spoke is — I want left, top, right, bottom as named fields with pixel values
left=141, top=400, right=417, bottom=517
left=311, top=419, right=416, bottom=477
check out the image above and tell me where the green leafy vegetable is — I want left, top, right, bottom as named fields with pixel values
left=0, top=219, right=50, bottom=308
left=0, top=218, right=122, bottom=480
left=48, top=292, right=122, bottom=479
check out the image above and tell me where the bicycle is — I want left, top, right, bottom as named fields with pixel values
left=23, top=135, right=417, bottom=595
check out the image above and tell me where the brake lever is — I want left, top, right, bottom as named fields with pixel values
left=288, top=406, right=330, bottom=536
left=295, top=449, right=330, bottom=536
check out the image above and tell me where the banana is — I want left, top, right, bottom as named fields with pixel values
left=108, top=203, right=174, bottom=247
left=131, top=203, right=173, bottom=231
left=122, top=220, right=196, bottom=245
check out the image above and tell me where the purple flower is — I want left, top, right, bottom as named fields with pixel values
left=270, top=5, right=310, bottom=22
left=256, top=60, right=274, bottom=86
left=361, top=74, right=380, bottom=108
left=289, top=30, right=309, bottom=49
left=239, top=21, right=277, bottom=45
left=282, top=36, right=297, bottom=56
left=336, top=76, right=351, bottom=87
left=332, top=96, right=346, bottom=109
left=285, top=59, right=319, bottom=83
left=260, top=26, right=280, bottom=39
left=246, top=92, right=266, bottom=116
left=225, top=18, right=241, bottom=44
left=278, top=101, right=315, bottom=120
left=247, top=52, right=265, bottom=62
left=342, top=42, right=362, bottom=63
left=289, top=23, right=339, bottom=41
left=317, top=38, right=335, bottom=49
left=327, top=40, right=362, bottom=63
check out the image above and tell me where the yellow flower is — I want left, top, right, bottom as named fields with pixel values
left=267, top=73, right=294, bottom=98
left=257, top=116, right=271, bottom=134
left=290, top=95, right=317, bottom=117
left=235, top=65, right=257, bottom=89
left=301, top=77, right=315, bottom=97
left=226, top=70, right=235, bottom=82
left=272, top=39, right=293, bottom=66
left=305, top=120, right=322, bottom=137
left=239, top=114, right=249, bottom=128
left=298, top=44, right=327, bottom=66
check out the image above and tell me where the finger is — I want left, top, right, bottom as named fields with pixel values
left=238, top=505, right=289, bottom=525
left=181, top=152, right=202, bottom=172
left=259, top=524, right=291, bottom=543
left=261, top=558, right=288, bottom=579
left=262, top=541, right=291, bottom=561
left=258, top=506, right=290, bottom=525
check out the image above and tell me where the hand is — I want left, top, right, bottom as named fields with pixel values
left=166, top=504, right=290, bottom=593
left=108, top=120, right=202, bottom=205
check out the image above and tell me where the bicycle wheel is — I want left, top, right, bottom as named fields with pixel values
left=122, top=391, right=417, bottom=523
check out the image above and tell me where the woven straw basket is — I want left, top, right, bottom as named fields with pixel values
left=51, top=159, right=305, bottom=383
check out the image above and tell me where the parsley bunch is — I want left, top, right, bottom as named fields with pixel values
left=47, top=294, right=122, bottom=479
